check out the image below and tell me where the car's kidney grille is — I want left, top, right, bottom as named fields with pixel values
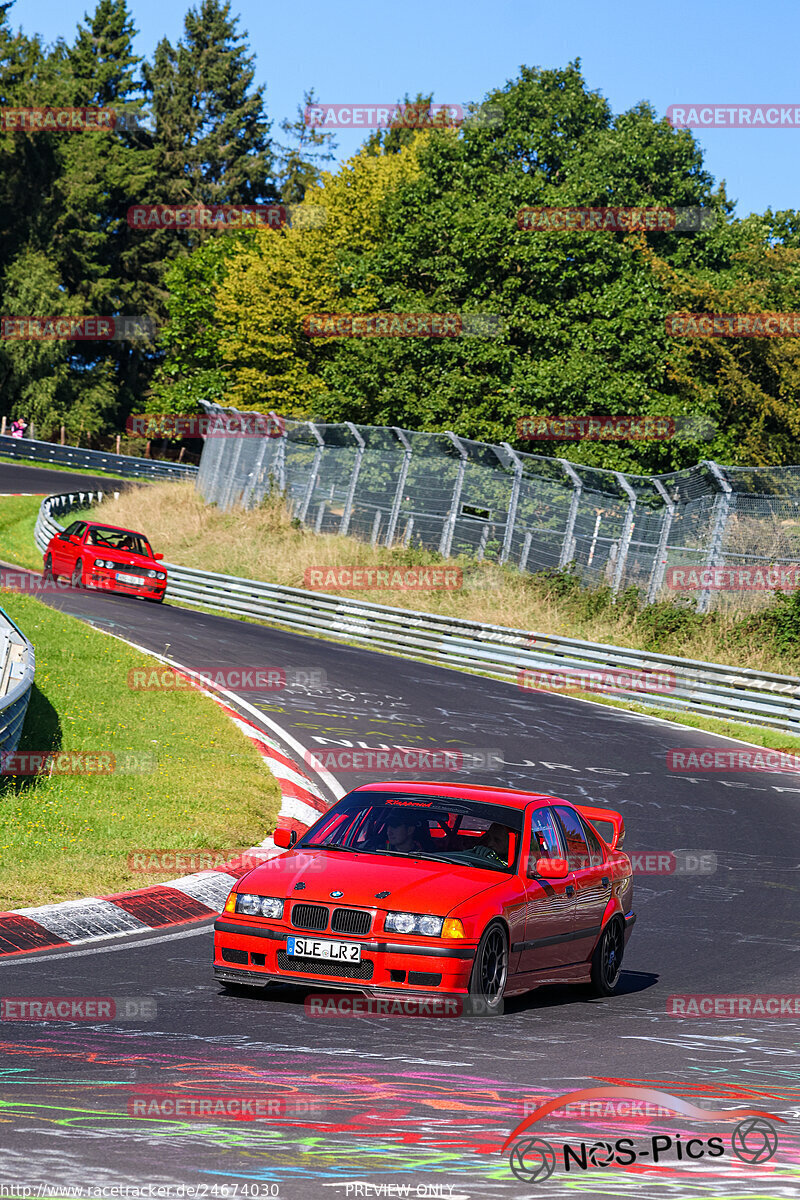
left=290, top=903, right=328, bottom=931
left=331, top=908, right=371, bottom=935
left=277, top=952, right=374, bottom=980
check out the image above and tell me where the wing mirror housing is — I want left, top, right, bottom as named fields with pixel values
left=154, top=553, right=164, bottom=561
left=273, top=828, right=297, bottom=849
left=534, top=855, right=569, bottom=879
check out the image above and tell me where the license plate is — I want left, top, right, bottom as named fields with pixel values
left=286, top=936, right=361, bottom=962
left=116, top=572, right=145, bottom=585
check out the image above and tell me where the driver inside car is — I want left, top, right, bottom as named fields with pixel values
left=370, top=815, right=424, bottom=854
left=472, top=822, right=511, bottom=864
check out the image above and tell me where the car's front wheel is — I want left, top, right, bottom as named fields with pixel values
left=589, top=917, right=624, bottom=996
left=71, top=559, right=84, bottom=589
left=468, top=921, right=508, bottom=1014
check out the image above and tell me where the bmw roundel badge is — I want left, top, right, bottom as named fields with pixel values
left=330, top=890, right=344, bottom=898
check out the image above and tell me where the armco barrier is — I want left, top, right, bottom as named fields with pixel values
left=0, top=433, right=197, bottom=481
left=0, top=607, right=35, bottom=758
left=34, top=492, right=800, bottom=735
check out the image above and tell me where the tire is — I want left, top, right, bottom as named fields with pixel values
left=468, top=921, right=508, bottom=1014
left=43, top=555, right=55, bottom=582
left=589, top=917, right=624, bottom=996
left=71, top=559, right=84, bottom=589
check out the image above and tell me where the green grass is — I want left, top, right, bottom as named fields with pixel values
left=0, top=591, right=281, bottom=908
left=0, top=495, right=48, bottom=571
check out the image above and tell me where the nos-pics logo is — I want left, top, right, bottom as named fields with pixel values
left=503, top=1086, right=782, bottom=1183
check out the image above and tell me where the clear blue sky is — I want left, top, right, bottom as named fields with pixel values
left=13, top=0, right=800, bottom=217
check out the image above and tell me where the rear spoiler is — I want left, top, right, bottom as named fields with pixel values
left=577, top=804, right=625, bottom=850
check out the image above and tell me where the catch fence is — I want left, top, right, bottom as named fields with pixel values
left=196, top=403, right=800, bottom=612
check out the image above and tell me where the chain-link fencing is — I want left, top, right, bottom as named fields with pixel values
left=195, top=403, right=800, bottom=613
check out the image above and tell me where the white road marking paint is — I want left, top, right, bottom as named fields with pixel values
left=168, top=870, right=238, bottom=908
left=13, top=896, right=149, bottom=941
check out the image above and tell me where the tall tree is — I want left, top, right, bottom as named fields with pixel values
left=143, top=0, right=274, bottom=207
left=276, top=88, right=336, bottom=205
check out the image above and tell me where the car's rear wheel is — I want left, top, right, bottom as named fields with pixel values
left=589, top=917, right=624, bottom=996
left=468, top=921, right=508, bottom=1013
left=71, top=559, right=84, bottom=589
left=43, top=555, right=55, bottom=582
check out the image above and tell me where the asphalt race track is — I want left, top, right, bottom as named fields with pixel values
left=1, top=476, right=798, bottom=1198
left=0, top=461, right=141, bottom=495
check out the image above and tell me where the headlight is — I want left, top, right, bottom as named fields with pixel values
left=385, top=911, right=444, bottom=937
left=146, top=569, right=157, bottom=578
left=95, top=559, right=108, bottom=569
left=235, top=894, right=284, bottom=919
left=156, top=572, right=166, bottom=580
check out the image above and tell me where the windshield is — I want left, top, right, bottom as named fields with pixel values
left=85, top=527, right=152, bottom=557
left=296, top=791, right=523, bottom=872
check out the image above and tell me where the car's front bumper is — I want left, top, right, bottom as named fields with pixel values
left=213, top=917, right=477, bottom=995
left=89, top=573, right=166, bottom=599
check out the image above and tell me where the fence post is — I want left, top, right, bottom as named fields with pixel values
left=499, top=443, right=523, bottom=565
left=646, top=479, right=677, bottom=603
left=219, top=424, right=246, bottom=511
left=339, top=422, right=366, bottom=536
left=698, top=461, right=732, bottom=614
left=386, top=428, right=412, bottom=547
left=241, top=435, right=270, bottom=510
left=519, top=531, right=532, bottom=573
left=298, top=421, right=325, bottom=524
left=558, top=460, right=583, bottom=569
left=439, top=433, right=468, bottom=558
left=611, top=473, right=637, bottom=599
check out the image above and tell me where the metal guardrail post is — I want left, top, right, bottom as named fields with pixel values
left=499, top=443, right=523, bottom=565
left=340, top=423, right=366, bottom=536
left=439, top=433, right=468, bottom=558
left=611, top=474, right=637, bottom=598
left=386, top=428, right=413, bottom=547
left=698, top=461, right=733, bottom=614
left=558, top=460, right=583, bottom=569
left=298, top=422, right=325, bottom=524
left=647, top=479, right=677, bottom=603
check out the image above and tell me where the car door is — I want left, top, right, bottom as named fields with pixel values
left=553, top=805, right=613, bottom=964
left=52, top=522, right=80, bottom=574
left=517, top=805, right=576, bottom=976
left=63, top=522, right=86, bottom=577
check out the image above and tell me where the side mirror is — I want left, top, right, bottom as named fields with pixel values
left=154, top=553, right=164, bottom=561
left=273, top=828, right=297, bottom=849
left=532, top=855, right=569, bottom=879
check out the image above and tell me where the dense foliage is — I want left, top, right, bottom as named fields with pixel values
left=3, top=1, right=800, bottom=470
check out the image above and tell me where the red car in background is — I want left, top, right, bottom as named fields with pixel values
left=43, top=520, right=168, bottom=602
left=214, top=782, right=636, bottom=1012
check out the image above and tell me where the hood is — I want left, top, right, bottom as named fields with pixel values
left=239, top=849, right=506, bottom=915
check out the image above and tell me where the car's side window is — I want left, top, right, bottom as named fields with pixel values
left=59, top=522, right=78, bottom=541
left=578, top=816, right=605, bottom=867
left=527, top=807, right=563, bottom=876
left=554, top=806, right=592, bottom=872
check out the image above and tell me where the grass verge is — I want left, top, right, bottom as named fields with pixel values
left=0, top=591, right=281, bottom=909
left=0, top=495, right=49, bottom=571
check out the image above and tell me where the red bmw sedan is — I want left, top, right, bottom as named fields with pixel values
left=43, top=520, right=167, bottom=602
left=214, top=782, right=636, bottom=1012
